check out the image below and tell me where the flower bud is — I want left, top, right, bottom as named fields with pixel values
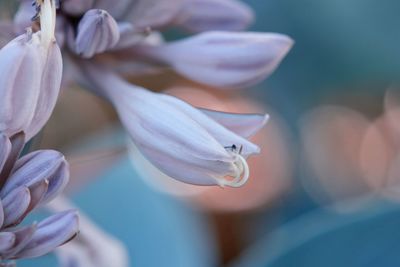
left=2, top=150, right=69, bottom=205
left=2, top=186, right=31, bottom=227
left=75, top=9, right=120, bottom=58
left=0, top=33, right=43, bottom=136
left=141, top=31, right=293, bottom=88
left=174, top=0, right=254, bottom=33
left=25, top=41, right=63, bottom=140
left=0, top=134, right=11, bottom=173
left=83, top=65, right=267, bottom=187
left=14, top=210, right=79, bottom=259
left=0, top=232, right=15, bottom=252
left=0, top=0, right=63, bottom=140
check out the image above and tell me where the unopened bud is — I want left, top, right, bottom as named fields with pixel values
left=75, top=9, right=120, bottom=58
left=140, top=31, right=293, bottom=88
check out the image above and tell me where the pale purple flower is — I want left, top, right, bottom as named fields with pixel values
left=74, top=9, right=120, bottom=58
left=138, top=31, right=293, bottom=88
left=83, top=65, right=268, bottom=187
left=1, top=0, right=294, bottom=188
left=11, top=0, right=292, bottom=88
left=0, top=0, right=62, bottom=141
left=0, top=3, right=78, bottom=265
left=0, top=132, right=78, bottom=266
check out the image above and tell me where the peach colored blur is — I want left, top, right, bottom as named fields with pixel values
left=300, top=88, right=400, bottom=210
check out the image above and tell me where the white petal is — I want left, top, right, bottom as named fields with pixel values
left=200, top=108, right=269, bottom=138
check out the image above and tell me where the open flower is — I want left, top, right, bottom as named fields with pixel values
left=0, top=132, right=78, bottom=266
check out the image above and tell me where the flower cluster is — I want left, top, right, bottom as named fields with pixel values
left=0, top=0, right=294, bottom=188
left=0, top=133, right=78, bottom=267
left=0, top=1, right=78, bottom=265
left=0, top=0, right=294, bottom=264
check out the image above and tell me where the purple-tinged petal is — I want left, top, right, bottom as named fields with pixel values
left=26, top=179, right=49, bottom=213
left=0, top=1, right=61, bottom=140
left=0, top=33, right=43, bottom=136
left=174, top=0, right=254, bottom=33
left=15, top=210, right=79, bottom=259
left=82, top=65, right=251, bottom=187
left=61, top=0, right=95, bottom=16
left=2, top=225, right=36, bottom=259
left=41, top=162, right=69, bottom=205
left=83, top=65, right=233, bottom=163
left=0, top=134, right=11, bottom=174
left=140, top=31, right=294, bottom=88
left=200, top=108, right=269, bottom=138
left=123, top=0, right=184, bottom=29
left=137, top=145, right=229, bottom=185
left=8, top=132, right=25, bottom=163
left=0, top=132, right=25, bottom=189
left=2, top=187, right=31, bottom=227
left=75, top=9, right=120, bottom=58
left=11, top=2, right=64, bottom=141
left=160, top=94, right=262, bottom=156
left=0, top=200, right=4, bottom=230
left=0, top=232, right=16, bottom=252
left=2, top=181, right=48, bottom=232
left=24, top=41, right=63, bottom=140
left=3, top=150, right=68, bottom=205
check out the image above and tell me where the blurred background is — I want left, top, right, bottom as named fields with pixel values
left=2, top=0, right=400, bottom=266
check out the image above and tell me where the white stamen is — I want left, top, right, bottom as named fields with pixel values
left=39, top=0, right=56, bottom=47
left=215, top=152, right=250, bottom=188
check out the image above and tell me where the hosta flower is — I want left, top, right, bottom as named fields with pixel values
left=0, top=0, right=294, bottom=187
left=0, top=0, right=62, bottom=140
left=138, top=31, right=293, bottom=88
left=0, top=132, right=78, bottom=266
left=11, top=0, right=292, bottom=89
left=83, top=65, right=268, bottom=187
